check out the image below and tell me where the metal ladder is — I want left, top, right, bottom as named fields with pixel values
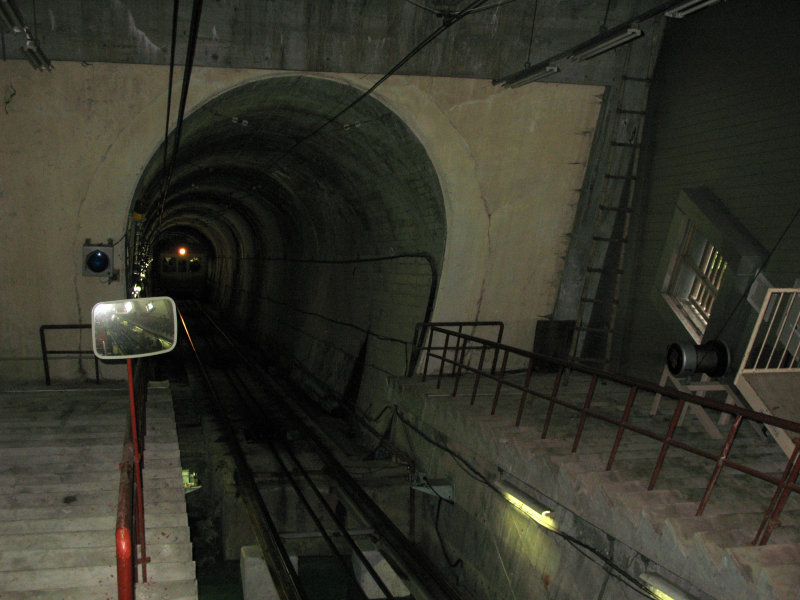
left=569, top=29, right=662, bottom=371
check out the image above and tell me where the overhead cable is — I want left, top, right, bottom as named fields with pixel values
left=264, top=0, right=492, bottom=174
left=158, top=0, right=204, bottom=225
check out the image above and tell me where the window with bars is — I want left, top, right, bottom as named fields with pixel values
left=664, top=221, right=728, bottom=340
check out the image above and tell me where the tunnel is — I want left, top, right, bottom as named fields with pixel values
left=128, top=75, right=446, bottom=400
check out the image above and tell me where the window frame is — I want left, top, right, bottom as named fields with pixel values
left=656, top=189, right=766, bottom=344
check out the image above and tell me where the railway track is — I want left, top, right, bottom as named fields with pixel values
left=175, top=303, right=467, bottom=600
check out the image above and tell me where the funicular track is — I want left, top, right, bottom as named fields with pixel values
left=176, top=302, right=466, bottom=600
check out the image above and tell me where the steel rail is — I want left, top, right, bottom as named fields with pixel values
left=177, top=310, right=309, bottom=600
left=194, top=311, right=392, bottom=600
left=201, top=310, right=468, bottom=600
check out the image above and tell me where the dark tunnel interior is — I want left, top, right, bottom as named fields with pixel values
left=128, top=75, right=447, bottom=399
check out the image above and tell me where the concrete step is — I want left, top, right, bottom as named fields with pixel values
left=0, top=560, right=195, bottom=591
left=0, top=499, right=191, bottom=522
left=2, top=473, right=183, bottom=497
left=0, top=509, right=188, bottom=535
left=0, top=542, right=193, bottom=572
left=0, top=582, right=118, bottom=599
left=0, top=458, right=182, bottom=479
left=0, top=442, right=175, bottom=461
left=136, top=579, right=199, bottom=600
left=0, top=484, right=186, bottom=510
left=0, top=526, right=191, bottom=552
left=755, top=565, right=800, bottom=600
left=0, top=463, right=183, bottom=487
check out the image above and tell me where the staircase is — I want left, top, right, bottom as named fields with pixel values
left=0, top=382, right=197, bottom=600
left=388, top=368, right=800, bottom=600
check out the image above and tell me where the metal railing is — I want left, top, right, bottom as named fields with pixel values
left=116, top=437, right=136, bottom=600
left=116, top=359, right=150, bottom=600
left=39, top=324, right=99, bottom=384
left=738, top=288, right=800, bottom=374
left=408, top=321, right=504, bottom=377
left=415, top=323, right=800, bottom=546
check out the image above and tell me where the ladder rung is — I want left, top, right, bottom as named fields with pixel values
left=598, top=204, right=633, bottom=212
left=611, top=141, right=641, bottom=148
left=604, top=174, right=637, bottom=180
left=617, top=109, right=646, bottom=115
left=587, top=268, right=624, bottom=274
left=621, top=76, right=652, bottom=83
left=580, top=297, right=620, bottom=305
left=574, top=325, right=612, bottom=333
left=592, top=236, right=627, bottom=243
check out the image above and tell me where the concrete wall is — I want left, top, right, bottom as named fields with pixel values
left=0, top=59, right=601, bottom=384
left=616, top=0, right=800, bottom=381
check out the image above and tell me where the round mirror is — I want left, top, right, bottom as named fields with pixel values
left=92, top=297, right=178, bottom=359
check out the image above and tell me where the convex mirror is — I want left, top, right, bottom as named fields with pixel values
left=92, top=297, right=178, bottom=359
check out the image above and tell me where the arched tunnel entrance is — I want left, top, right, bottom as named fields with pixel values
left=128, top=75, right=446, bottom=399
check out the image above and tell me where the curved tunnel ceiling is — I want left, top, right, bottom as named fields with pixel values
left=133, top=76, right=445, bottom=267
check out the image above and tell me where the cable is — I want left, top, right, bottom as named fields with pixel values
left=163, top=0, right=180, bottom=176
left=434, top=496, right=463, bottom=568
left=157, top=0, right=204, bottom=225
left=389, top=406, right=666, bottom=600
left=524, top=0, right=539, bottom=68
left=263, top=0, right=491, bottom=176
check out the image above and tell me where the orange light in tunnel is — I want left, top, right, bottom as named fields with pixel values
left=178, top=247, right=187, bottom=256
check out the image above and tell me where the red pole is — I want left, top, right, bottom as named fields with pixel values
left=127, top=359, right=148, bottom=582
left=116, top=527, right=134, bottom=600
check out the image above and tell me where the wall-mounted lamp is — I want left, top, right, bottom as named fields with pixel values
left=665, top=0, right=724, bottom=19
left=505, top=65, right=560, bottom=89
left=569, top=28, right=643, bottom=61
left=0, top=0, right=25, bottom=33
left=20, top=38, right=53, bottom=71
left=640, top=573, right=701, bottom=600
left=497, top=480, right=558, bottom=531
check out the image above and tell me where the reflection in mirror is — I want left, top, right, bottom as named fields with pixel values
left=92, top=297, right=178, bottom=359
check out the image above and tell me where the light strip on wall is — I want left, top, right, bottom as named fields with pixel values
left=569, top=28, right=644, bottom=61
left=665, top=0, right=723, bottom=19
left=640, top=573, right=701, bottom=600
left=497, top=480, right=558, bottom=531
left=0, top=0, right=25, bottom=33
left=506, top=65, right=559, bottom=89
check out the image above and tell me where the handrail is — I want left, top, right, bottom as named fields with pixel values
left=39, top=324, right=99, bottom=385
left=408, top=321, right=504, bottom=377
left=116, top=358, right=150, bottom=600
left=417, top=325, right=800, bottom=545
left=738, top=287, right=800, bottom=375
left=116, top=439, right=135, bottom=600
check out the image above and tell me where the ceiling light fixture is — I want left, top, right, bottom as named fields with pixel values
left=497, top=480, right=558, bottom=531
left=665, top=0, right=724, bottom=19
left=20, top=38, right=53, bottom=71
left=640, top=572, right=701, bottom=600
left=569, top=28, right=644, bottom=61
left=0, top=0, right=25, bottom=33
left=505, top=65, right=560, bottom=89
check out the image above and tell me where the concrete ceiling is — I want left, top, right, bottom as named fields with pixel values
left=7, top=0, right=675, bottom=84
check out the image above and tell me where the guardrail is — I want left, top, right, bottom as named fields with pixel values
left=117, top=438, right=135, bottom=600
left=738, top=288, right=800, bottom=375
left=416, top=323, right=800, bottom=545
left=39, top=324, right=99, bottom=385
left=116, top=358, right=150, bottom=600
left=408, top=321, right=504, bottom=377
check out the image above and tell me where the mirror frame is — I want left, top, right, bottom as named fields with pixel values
left=91, top=296, right=178, bottom=359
